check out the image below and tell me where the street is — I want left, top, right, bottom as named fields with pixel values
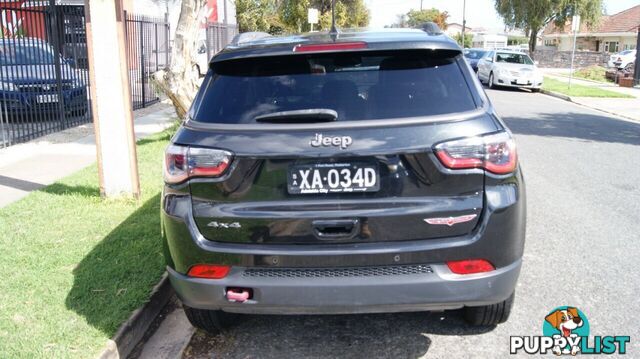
left=181, top=89, right=640, bottom=358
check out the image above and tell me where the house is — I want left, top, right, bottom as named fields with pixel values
left=471, top=31, right=508, bottom=49
left=542, top=4, right=639, bottom=53
left=445, top=22, right=473, bottom=37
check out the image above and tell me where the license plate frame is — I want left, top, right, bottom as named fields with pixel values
left=287, top=162, right=380, bottom=195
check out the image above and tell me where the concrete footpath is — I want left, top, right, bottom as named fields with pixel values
left=0, top=102, right=177, bottom=208
left=541, top=69, right=640, bottom=122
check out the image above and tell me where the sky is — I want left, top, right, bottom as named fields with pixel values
left=364, top=0, right=640, bottom=30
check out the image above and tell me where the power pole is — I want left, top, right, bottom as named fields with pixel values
left=420, top=0, right=423, bottom=11
left=461, top=0, right=466, bottom=48
left=84, top=0, right=140, bottom=198
left=568, top=12, right=580, bottom=90
left=634, top=26, right=640, bottom=86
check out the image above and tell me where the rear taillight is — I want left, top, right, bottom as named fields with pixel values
left=434, top=132, right=517, bottom=175
left=293, top=42, right=367, bottom=53
left=447, top=259, right=495, bottom=274
left=164, top=145, right=233, bottom=184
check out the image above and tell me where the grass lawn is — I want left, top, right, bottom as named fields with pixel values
left=543, top=77, right=634, bottom=98
left=0, top=127, right=175, bottom=358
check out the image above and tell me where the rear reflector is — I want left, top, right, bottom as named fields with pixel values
left=446, top=259, right=495, bottom=275
left=293, top=42, right=367, bottom=53
left=187, top=264, right=231, bottom=279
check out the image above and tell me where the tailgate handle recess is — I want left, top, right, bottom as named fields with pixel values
left=312, top=219, right=360, bottom=240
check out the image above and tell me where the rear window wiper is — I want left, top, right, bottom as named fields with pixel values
left=254, top=109, right=338, bottom=124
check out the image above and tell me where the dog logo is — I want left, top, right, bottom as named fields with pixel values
left=511, top=306, right=630, bottom=355
left=543, top=306, right=589, bottom=356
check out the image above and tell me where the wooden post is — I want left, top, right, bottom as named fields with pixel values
left=84, top=0, right=140, bottom=198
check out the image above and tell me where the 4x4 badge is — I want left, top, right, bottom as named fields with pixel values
left=207, top=221, right=241, bottom=229
left=424, top=214, right=477, bottom=227
left=310, top=133, right=353, bottom=149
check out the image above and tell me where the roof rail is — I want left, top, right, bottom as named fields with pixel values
left=419, top=22, right=443, bottom=35
left=230, top=32, right=272, bottom=46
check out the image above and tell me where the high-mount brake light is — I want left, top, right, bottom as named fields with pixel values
left=293, top=42, right=367, bottom=53
left=434, top=132, right=517, bottom=175
left=164, top=145, right=233, bottom=184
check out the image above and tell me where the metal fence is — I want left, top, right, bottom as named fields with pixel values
left=124, top=12, right=169, bottom=110
left=0, top=2, right=91, bottom=148
left=205, top=22, right=239, bottom=65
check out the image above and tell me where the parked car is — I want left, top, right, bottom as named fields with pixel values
left=607, top=49, right=636, bottom=70
left=463, top=48, right=487, bottom=72
left=162, top=26, right=526, bottom=332
left=477, top=50, right=543, bottom=91
left=0, top=38, right=88, bottom=120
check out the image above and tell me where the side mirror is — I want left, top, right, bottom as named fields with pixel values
left=198, top=45, right=206, bottom=54
left=486, top=57, right=493, bottom=63
left=534, top=60, right=539, bottom=65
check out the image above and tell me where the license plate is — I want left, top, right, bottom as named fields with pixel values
left=288, top=162, right=380, bottom=194
left=36, top=94, right=58, bottom=103
left=516, top=79, right=528, bottom=85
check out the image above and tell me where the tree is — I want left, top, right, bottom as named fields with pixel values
left=454, top=32, right=473, bottom=48
left=282, top=0, right=369, bottom=32
left=494, top=0, right=603, bottom=55
left=152, top=0, right=208, bottom=119
left=236, top=0, right=284, bottom=33
left=405, top=8, right=449, bottom=29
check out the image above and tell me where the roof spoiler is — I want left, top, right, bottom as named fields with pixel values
left=230, top=32, right=272, bottom=46
left=419, top=22, right=443, bottom=36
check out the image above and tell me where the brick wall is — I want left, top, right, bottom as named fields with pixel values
left=529, top=50, right=609, bottom=68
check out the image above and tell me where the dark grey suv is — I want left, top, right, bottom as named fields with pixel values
left=161, top=27, right=526, bottom=332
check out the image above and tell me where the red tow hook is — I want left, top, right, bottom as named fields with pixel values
left=226, top=288, right=251, bottom=303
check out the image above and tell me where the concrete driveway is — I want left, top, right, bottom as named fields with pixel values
left=150, top=89, right=640, bottom=358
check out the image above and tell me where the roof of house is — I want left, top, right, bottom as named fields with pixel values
left=543, top=4, right=640, bottom=35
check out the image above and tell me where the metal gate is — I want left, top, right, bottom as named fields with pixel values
left=0, top=1, right=91, bottom=148
left=205, top=22, right=239, bottom=62
left=124, top=12, right=169, bottom=110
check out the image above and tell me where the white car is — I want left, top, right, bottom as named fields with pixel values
left=607, top=50, right=636, bottom=70
left=477, top=50, right=543, bottom=92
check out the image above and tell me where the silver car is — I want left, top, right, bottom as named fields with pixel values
left=477, top=50, right=543, bottom=92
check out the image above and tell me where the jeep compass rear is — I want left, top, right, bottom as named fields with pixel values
left=161, top=28, right=526, bottom=332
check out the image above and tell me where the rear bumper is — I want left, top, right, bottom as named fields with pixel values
left=168, top=259, right=521, bottom=314
left=162, top=169, right=526, bottom=314
left=494, top=74, right=542, bottom=89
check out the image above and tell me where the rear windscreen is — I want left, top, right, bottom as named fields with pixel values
left=190, top=50, right=478, bottom=124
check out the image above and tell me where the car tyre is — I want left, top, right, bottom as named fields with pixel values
left=531, top=88, right=540, bottom=93
left=183, top=305, right=240, bottom=333
left=488, top=72, right=496, bottom=89
left=463, top=292, right=514, bottom=326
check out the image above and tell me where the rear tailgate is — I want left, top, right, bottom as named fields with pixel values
left=180, top=48, right=497, bottom=244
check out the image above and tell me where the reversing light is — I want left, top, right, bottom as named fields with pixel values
left=446, top=259, right=495, bottom=275
left=164, top=145, right=233, bottom=184
left=187, top=264, right=231, bottom=279
left=293, top=42, right=367, bottom=53
left=434, top=131, right=517, bottom=174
